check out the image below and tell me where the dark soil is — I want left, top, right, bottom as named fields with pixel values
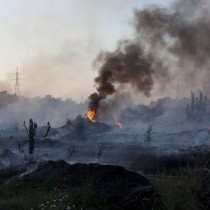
left=20, top=160, right=161, bottom=210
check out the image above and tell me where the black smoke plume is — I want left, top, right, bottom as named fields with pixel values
left=88, top=41, right=165, bottom=111
left=88, top=0, right=210, bottom=115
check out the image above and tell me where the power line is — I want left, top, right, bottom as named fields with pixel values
left=14, top=66, right=20, bottom=96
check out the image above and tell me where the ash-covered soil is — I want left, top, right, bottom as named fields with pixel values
left=0, top=118, right=210, bottom=210
left=0, top=118, right=210, bottom=174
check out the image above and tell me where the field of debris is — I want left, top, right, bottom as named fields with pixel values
left=0, top=93, right=210, bottom=210
left=0, top=115, right=210, bottom=174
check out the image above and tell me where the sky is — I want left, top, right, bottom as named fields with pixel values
left=0, top=0, right=172, bottom=101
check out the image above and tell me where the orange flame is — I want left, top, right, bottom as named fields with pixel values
left=116, top=121, right=123, bottom=128
left=85, top=108, right=96, bottom=122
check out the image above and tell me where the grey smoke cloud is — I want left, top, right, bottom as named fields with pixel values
left=135, top=0, right=210, bottom=66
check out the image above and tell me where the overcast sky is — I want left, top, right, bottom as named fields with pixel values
left=0, top=0, right=172, bottom=101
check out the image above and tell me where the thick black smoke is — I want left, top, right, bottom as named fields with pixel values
left=89, top=41, right=166, bottom=111
left=89, top=0, right=210, bottom=115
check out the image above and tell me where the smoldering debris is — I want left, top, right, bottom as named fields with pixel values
left=62, top=115, right=112, bottom=140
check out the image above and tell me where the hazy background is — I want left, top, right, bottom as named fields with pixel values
left=0, top=0, right=172, bottom=101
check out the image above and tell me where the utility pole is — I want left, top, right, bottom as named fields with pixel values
left=15, top=66, right=20, bottom=96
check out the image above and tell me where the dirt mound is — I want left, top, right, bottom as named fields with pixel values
left=20, top=160, right=161, bottom=209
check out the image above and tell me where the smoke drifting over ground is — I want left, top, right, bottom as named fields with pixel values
left=0, top=81, right=12, bottom=93
left=89, top=0, right=210, bottom=116
left=0, top=94, right=87, bottom=129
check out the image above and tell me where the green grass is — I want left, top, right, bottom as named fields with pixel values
left=0, top=180, right=53, bottom=209
left=0, top=153, right=209, bottom=210
left=151, top=154, right=210, bottom=210
left=0, top=172, right=106, bottom=210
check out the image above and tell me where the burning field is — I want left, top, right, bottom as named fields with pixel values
left=0, top=111, right=210, bottom=209
left=1, top=0, right=210, bottom=141
left=0, top=0, right=210, bottom=209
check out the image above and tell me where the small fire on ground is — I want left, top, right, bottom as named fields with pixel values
left=85, top=108, right=96, bottom=122
left=116, top=121, right=123, bottom=128
left=85, top=108, right=123, bottom=128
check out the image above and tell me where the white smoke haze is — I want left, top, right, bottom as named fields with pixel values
left=0, top=0, right=210, bottom=134
left=20, top=47, right=97, bottom=100
left=0, top=0, right=144, bottom=101
left=0, top=95, right=88, bottom=129
left=0, top=82, right=12, bottom=94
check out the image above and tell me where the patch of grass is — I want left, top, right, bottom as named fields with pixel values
left=1, top=152, right=209, bottom=210
left=151, top=153, right=210, bottom=210
left=70, top=180, right=107, bottom=209
left=0, top=175, right=107, bottom=210
left=0, top=179, right=54, bottom=210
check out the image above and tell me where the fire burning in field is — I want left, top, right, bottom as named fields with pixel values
left=85, top=108, right=96, bottom=122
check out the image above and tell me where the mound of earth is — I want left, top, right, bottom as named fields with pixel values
left=20, top=160, right=161, bottom=210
